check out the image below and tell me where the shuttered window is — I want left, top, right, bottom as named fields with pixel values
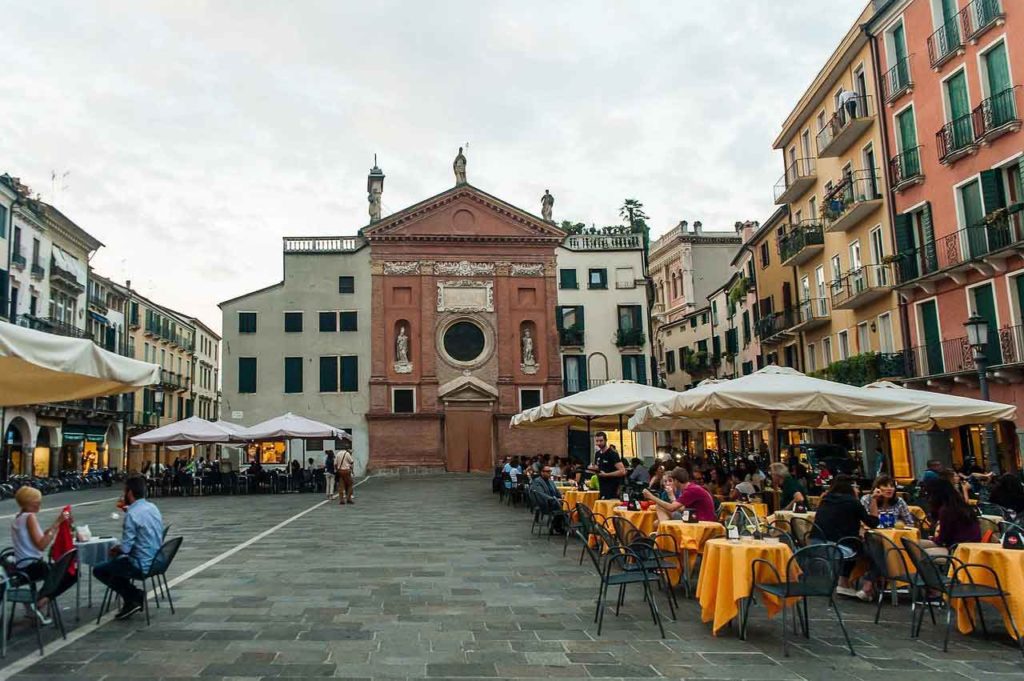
left=621, top=355, right=647, bottom=384
left=319, top=356, right=338, bottom=392
left=559, top=269, right=578, bottom=289
left=238, top=312, right=257, bottom=334
left=340, top=356, right=359, bottom=392
left=338, top=276, right=355, bottom=294
left=238, top=357, right=257, bottom=393
left=284, top=312, right=303, bottom=333
left=284, top=357, right=303, bottom=393
left=339, top=311, right=358, bottom=332
left=319, top=312, right=337, bottom=332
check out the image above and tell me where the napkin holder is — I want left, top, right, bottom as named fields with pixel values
left=681, top=509, right=699, bottom=524
left=75, top=525, right=93, bottom=542
left=1003, top=528, right=1024, bottom=550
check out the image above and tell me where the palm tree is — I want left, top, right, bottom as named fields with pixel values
left=619, top=199, right=649, bottom=229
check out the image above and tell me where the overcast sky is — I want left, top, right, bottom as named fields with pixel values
left=0, top=0, right=867, bottom=333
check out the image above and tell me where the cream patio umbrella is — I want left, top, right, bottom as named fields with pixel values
left=629, top=366, right=934, bottom=462
left=131, top=416, right=241, bottom=446
left=864, top=380, right=1016, bottom=428
left=236, top=413, right=352, bottom=468
left=0, top=319, right=160, bottom=406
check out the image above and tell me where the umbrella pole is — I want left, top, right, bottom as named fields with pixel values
left=714, top=419, right=721, bottom=460
left=769, top=412, right=779, bottom=465
left=586, top=416, right=593, bottom=465
left=618, top=415, right=624, bottom=457
left=880, top=423, right=893, bottom=477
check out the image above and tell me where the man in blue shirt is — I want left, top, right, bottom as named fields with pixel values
left=94, top=475, right=164, bottom=620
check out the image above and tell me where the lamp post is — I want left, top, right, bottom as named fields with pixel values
left=964, top=313, right=1000, bottom=474
left=154, top=381, right=165, bottom=466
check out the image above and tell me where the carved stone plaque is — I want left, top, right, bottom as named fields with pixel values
left=437, top=280, right=494, bottom=312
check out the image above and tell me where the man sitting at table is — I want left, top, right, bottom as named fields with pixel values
left=93, top=475, right=164, bottom=620
left=771, top=462, right=807, bottom=511
left=644, top=468, right=716, bottom=525
left=529, top=465, right=566, bottom=533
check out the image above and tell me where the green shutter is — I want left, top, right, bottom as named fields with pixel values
left=980, top=169, right=1007, bottom=214
left=894, top=24, right=908, bottom=83
left=636, top=356, right=647, bottom=385
left=319, top=356, right=338, bottom=392
left=726, top=328, right=738, bottom=354
left=284, top=357, right=303, bottom=393
left=340, top=356, right=358, bottom=392
left=920, top=203, right=938, bottom=272
left=555, top=306, right=565, bottom=330
left=712, top=335, right=721, bottom=359
left=1015, top=275, right=1024, bottom=324
left=920, top=301, right=944, bottom=374
left=985, top=42, right=1011, bottom=97
left=576, top=305, right=585, bottom=330
left=238, top=358, right=257, bottom=393
left=742, top=311, right=751, bottom=345
left=972, top=284, right=1002, bottom=364
left=559, top=269, right=577, bottom=289
left=621, top=355, right=633, bottom=381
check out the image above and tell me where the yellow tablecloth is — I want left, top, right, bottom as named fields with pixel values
left=593, top=499, right=621, bottom=520
left=767, top=510, right=815, bottom=525
left=907, top=505, right=928, bottom=524
left=696, top=538, right=794, bottom=634
left=563, top=490, right=600, bottom=513
left=851, top=527, right=920, bottom=582
left=952, top=543, right=1024, bottom=640
left=612, top=507, right=658, bottom=536
left=657, top=520, right=726, bottom=585
left=719, top=501, right=768, bottom=519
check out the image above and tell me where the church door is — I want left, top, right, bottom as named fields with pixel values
left=444, top=410, right=493, bottom=472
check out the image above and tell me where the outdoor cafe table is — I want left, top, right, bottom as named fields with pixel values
left=612, top=507, right=658, bottom=535
left=849, top=527, right=920, bottom=584
left=563, top=489, right=599, bottom=512
left=719, top=501, right=769, bottom=519
left=593, top=499, right=621, bottom=520
left=952, top=543, right=1024, bottom=640
left=696, top=537, right=794, bottom=634
left=74, top=536, right=118, bottom=620
left=657, top=520, right=726, bottom=586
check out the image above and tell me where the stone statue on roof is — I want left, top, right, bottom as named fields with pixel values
left=453, top=147, right=467, bottom=185
left=541, top=189, right=554, bottom=222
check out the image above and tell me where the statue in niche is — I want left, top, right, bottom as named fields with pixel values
left=394, top=325, right=412, bottom=373
left=541, top=189, right=554, bottom=222
left=453, top=146, right=467, bottom=185
left=521, top=327, right=538, bottom=374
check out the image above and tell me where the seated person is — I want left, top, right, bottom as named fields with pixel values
left=927, top=480, right=980, bottom=553
left=730, top=478, right=758, bottom=501
left=643, top=468, right=716, bottom=525
left=989, top=473, right=1024, bottom=515
left=8, top=487, right=72, bottom=623
left=529, top=465, right=565, bottom=533
left=812, top=475, right=878, bottom=600
left=770, top=462, right=807, bottom=511
left=860, top=475, right=915, bottom=526
left=628, top=458, right=651, bottom=485
left=93, top=476, right=164, bottom=620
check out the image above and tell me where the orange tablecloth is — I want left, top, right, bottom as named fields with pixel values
left=593, top=499, right=620, bottom=520
left=850, top=527, right=920, bottom=582
left=907, top=505, right=928, bottom=524
left=719, top=501, right=768, bottom=519
left=563, top=490, right=600, bottom=513
left=657, top=520, right=726, bottom=585
left=696, top=538, right=794, bottom=634
left=612, top=507, right=658, bottom=536
left=952, top=543, right=1024, bottom=640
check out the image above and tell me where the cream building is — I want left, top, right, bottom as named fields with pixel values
left=191, top=317, right=221, bottom=422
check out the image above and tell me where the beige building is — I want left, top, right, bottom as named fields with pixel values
left=771, top=2, right=904, bottom=381
left=191, top=318, right=221, bottom=421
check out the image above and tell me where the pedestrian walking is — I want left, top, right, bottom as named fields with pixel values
left=324, top=449, right=336, bottom=499
left=337, top=449, right=355, bottom=505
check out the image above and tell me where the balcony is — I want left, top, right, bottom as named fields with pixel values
left=896, top=217, right=1021, bottom=287
left=563, top=378, right=632, bottom=396
left=30, top=263, right=45, bottom=280
left=883, top=56, right=913, bottom=104
left=34, top=398, right=127, bottom=422
left=823, top=170, right=884, bottom=232
left=814, top=351, right=910, bottom=386
left=563, top=232, right=643, bottom=251
left=831, top=264, right=893, bottom=310
left=88, top=292, right=106, bottom=310
left=130, top=411, right=161, bottom=427
left=777, top=221, right=825, bottom=267
left=816, top=94, right=874, bottom=158
left=964, top=0, right=1005, bottom=43
left=927, top=12, right=965, bottom=69
left=683, top=350, right=714, bottom=378
left=773, top=158, right=817, bottom=205
left=558, top=326, right=584, bottom=348
left=615, top=327, right=646, bottom=349
left=889, top=146, right=924, bottom=192
left=160, top=371, right=190, bottom=392
left=936, top=113, right=977, bottom=164
left=972, top=86, right=1021, bottom=144
left=11, top=253, right=26, bottom=270
left=16, top=314, right=92, bottom=340
left=50, top=257, right=84, bottom=292
left=283, top=236, right=363, bottom=253
left=788, top=298, right=830, bottom=333
left=756, top=309, right=795, bottom=346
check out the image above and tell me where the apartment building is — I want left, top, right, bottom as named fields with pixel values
left=746, top=207, right=805, bottom=368
left=0, top=180, right=14, bottom=320
left=191, top=318, right=221, bottom=421
left=868, top=0, right=1023, bottom=471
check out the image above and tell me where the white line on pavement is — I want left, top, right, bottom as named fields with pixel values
left=0, top=476, right=372, bottom=680
left=0, top=496, right=121, bottom=520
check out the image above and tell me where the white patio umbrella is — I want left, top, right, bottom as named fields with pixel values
left=131, top=416, right=240, bottom=446
left=236, top=413, right=351, bottom=468
left=629, top=366, right=933, bottom=462
left=0, top=319, right=160, bottom=406
left=864, top=381, right=1016, bottom=428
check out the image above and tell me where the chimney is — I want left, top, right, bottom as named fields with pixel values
left=678, top=220, right=689, bottom=234
left=693, top=220, right=703, bottom=235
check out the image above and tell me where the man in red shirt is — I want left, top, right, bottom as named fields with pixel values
left=644, top=468, right=717, bottom=526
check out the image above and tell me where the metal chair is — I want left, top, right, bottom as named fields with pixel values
left=594, top=544, right=667, bottom=638
left=606, top=516, right=680, bottom=612
left=863, top=531, right=915, bottom=630
left=740, top=542, right=854, bottom=657
left=97, top=537, right=184, bottom=626
left=4, top=549, right=77, bottom=656
left=573, top=505, right=607, bottom=565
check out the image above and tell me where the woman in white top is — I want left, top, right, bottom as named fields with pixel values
left=10, top=487, right=70, bottom=619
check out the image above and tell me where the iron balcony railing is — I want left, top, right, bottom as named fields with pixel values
left=131, top=411, right=161, bottom=427
left=906, top=335, right=975, bottom=378
left=973, top=86, right=1020, bottom=139
left=936, top=113, right=976, bottom=162
left=889, top=146, right=923, bottom=188
left=30, top=263, right=45, bottom=279
left=558, top=326, right=584, bottom=347
left=773, top=158, right=817, bottom=203
left=615, top=327, right=646, bottom=348
left=88, top=292, right=106, bottom=308
left=822, top=169, right=882, bottom=223
left=830, top=263, right=892, bottom=309
left=755, top=309, right=795, bottom=341
left=16, top=314, right=92, bottom=340
left=883, top=55, right=913, bottom=102
left=777, top=221, right=825, bottom=263
left=964, top=0, right=1005, bottom=41
left=795, top=297, right=829, bottom=324
left=816, top=94, right=873, bottom=155
left=11, top=253, right=26, bottom=268
left=927, top=11, right=965, bottom=68
left=895, top=217, right=1018, bottom=284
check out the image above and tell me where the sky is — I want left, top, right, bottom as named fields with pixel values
left=0, top=0, right=867, bottom=333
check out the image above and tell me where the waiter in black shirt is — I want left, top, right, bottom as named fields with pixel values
left=588, top=432, right=626, bottom=499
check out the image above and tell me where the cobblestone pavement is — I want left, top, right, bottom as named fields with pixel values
left=1, top=474, right=1022, bottom=680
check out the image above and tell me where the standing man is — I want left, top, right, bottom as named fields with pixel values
left=589, top=432, right=626, bottom=500
left=93, top=475, right=164, bottom=620
left=324, top=449, right=336, bottom=500
left=336, top=448, right=355, bottom=505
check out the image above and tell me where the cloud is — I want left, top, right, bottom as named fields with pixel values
left=0, top=0, right=866, bottom=333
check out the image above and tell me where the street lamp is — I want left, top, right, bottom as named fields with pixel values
left=153, top=381, right=165, bottom=467
left=964, top=313, right=1000, bottom=474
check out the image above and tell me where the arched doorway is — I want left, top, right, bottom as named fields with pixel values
left=104, top=424, right=122, bottom=471
left=35, top=426, right=59, bottom=477
left=2, top=417, right=32, bottom=480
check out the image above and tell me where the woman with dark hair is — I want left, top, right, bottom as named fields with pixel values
left=812, top=475, right=879, bottom=600
left=860, top=475, right=915, bottom=526
left=928, top=480, right=981, bottom=553
left=648, top=462, right=667, bottom=493
left=989, top=474, right=1024, bottom=514
left=938, top=469, right=972, bottom=504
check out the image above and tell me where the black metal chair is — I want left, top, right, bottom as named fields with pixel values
left=4, top=549, right=77, bottom=655
left=863, top=531, right=916, bottom=629
left=97, top=537, right=184, bottom=626
left=573, top=505, right=606, bottom=565
left=594, top=544, right=667, bottom=638
left=606, top=516, right=680, bottom=613
left=561, top=501, right=586, bottom=557
left=762, top=522, right=797, bottom=552
left=901, top=537, right=1023, bottom=655
left=789, top=516, right=821, bottom=548
left=741, top=542, right=854, bottom=657
left=528, top=489, right=568, bottom=539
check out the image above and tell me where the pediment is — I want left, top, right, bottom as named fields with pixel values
left=437, top=375, right=499, bottom=403
left=362, top=185, right=565, bottom=243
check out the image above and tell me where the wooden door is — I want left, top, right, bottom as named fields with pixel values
left=467, top=413, right=493, bottom=472
left=444, top=410, right=493, bottom=473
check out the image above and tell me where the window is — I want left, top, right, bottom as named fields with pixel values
left=338, top=276, right=355, bottom=294
left=238, top=357, right=257, bottom=393
left=393, top=388, right=415, bottom=413
left=878, top=313, right=894, bottom=353
left=808, top=196, right=817, bottom=221
left=319, top=356, right=338, bottom=392
left=822, top=337, right=833, bottom=365
left=615, top=267, right=635, bottom=289
left=520, top=388, right=542, bottom=411
left=443, top=321, right=486, bottom=362
left=284, top=312, right=303, bottom=333
left=689, top=316, right=697, bottom=329
left=621, top=355, right=647, bottom=384
left=339, top=311, right=358, bottom=332
left=341, top=356, right=358, bottom=392
left=556, top=305, right=583, bottom=330
left=838, top=330, right=850, bottom=360
left=857, top=323, right=871, bottom=353
left=807, top=344, right=817, bottom=372
left=559, top=268, right=578, bottom=290
left=0, top=204, right=6, bottom=238
left=319, top=311, right=337, bottom=332
left=760, top=242, right=770, bottom=268
left=617, top=305, right=642, bottom=331
left=588, top=268, right=607, bottom=289
left=742, top=310, right=751, bottom=346
left=710, top=300, right=718, bottom=325
left=665, top=350, right=676, bottom=374
left=284, top=357, right=303, bottom=393
left=238, top=312, right=257, bottom=334
left=563, top=355, right=588, bottom=394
